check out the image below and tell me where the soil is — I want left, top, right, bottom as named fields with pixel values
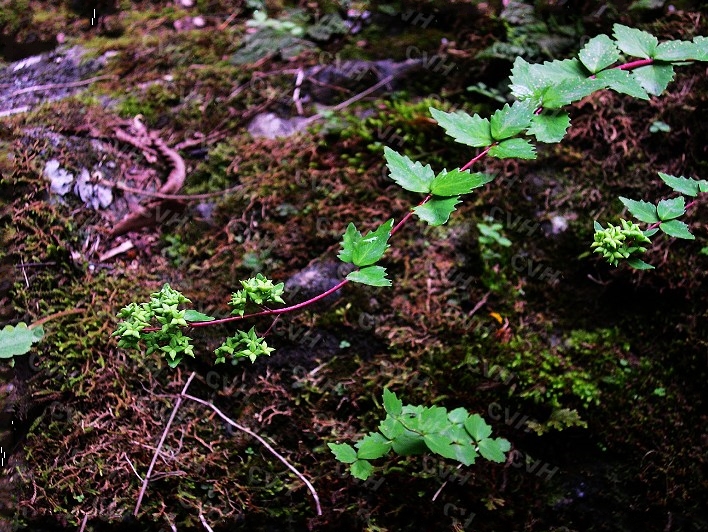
left=1, top=1, right=707, bottom=531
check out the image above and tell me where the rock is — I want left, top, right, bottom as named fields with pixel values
left=285, top=261, right=354, bottom=305
left=247, top=112, right=310, bottom=139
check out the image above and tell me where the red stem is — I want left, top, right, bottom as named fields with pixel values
left=188, top=278, right=351, bottom=328
left=183, top=57, right=669, bottom=329
left=619, top=58, right=654, bottom=70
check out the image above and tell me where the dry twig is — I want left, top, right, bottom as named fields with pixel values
left=182, top=393, right=323, bottom=516
left=134, top=372, right=196, bottom=516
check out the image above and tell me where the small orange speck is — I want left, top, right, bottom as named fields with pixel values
left=490, top=312, right=503, bottom=324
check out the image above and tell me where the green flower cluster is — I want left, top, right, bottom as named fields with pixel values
left=591, top=219, right=651, bottom=266
left=113, top=284, right=194, bottom=368
left=214, top=326, right=275, bottom=364
left=229, top=273, right=285, bottom=316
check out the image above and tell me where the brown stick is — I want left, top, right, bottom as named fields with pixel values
left=134, top=372, right=196, bottom=516
left=183, top=393, right=323, bottom=516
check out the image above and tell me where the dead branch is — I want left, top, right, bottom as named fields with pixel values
left=134, top=372, right=196, bottom=516
left=182, top=393, right=323, bottom=516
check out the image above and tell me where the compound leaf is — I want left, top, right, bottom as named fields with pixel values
left=430, top=169, right=494, bottom=196
left=413, top=197, right=462, bottom=226
left=391, top=431, right=427, bottom=455
left=596, top=69, right=649, bottom=100
left=533, top=58, right=587, bottom=86
left=659, top=219, right=694, bottom=239
left=339, top=219, right=394, bottom=267
left=542, top=77, right=608, bottom=108
left=528, top=112, right=571, bottom=143
left=478, top=437, right=511, bottom=463
left=350, top=459, right=374, bottom=480
left=490, top=100, right=535, bottom=141
left=447, top=407, right=469, bottom=425
left=384, top=147, right=434, bottom=193
left=0, top=323, right=44, bottom=359
left=429, top=107, right=493, bottom=148
left=346, top=266, right=391, bottom=287
left=419, top=406, right=449, bottom=433
left=424, top=433, right=457, bottom=460
left=656, top=196, right=685, bottom=221
left=619, top=197, right=659, bottom=223
left=613, top=23, right=658, bottom=58
left=488, top=138, right=536, bottom=160
left=658, top=172, right=703, bottom=197
left=378, top=416, right=405, bottom=440
left=328, top=442, right=358, bottom=464
left=453, top=442, right=478, bottom=466
left=464, top=414, right=492, bottom=442
left=383, top=388, right=403, bottom=416
left=579, top=34, right=621, bottom=73
left=356, top=433, right=392, bottom=460
left=693, top=36, right=708, bottom=61
left=632, top=64, right=675, bottom=96
left=508, top=57, right=541, bottom=101
left=654, top=40, right=701, bottom=61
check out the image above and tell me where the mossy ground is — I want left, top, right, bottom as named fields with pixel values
left=1, top=1, right=708, bottom=531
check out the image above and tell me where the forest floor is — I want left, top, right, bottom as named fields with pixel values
left=1, top=1, right=707, bottom=531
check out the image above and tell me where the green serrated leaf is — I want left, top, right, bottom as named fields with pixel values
left=429, top=107, right=493, bottom=148
left=390, top=431, right=427, bottom=455
left=490, top=100, right=535, bottom=141
left=346, top=266, right=391, bottom=287
left=509, top=57, right=586, bottom=102
left=579, top=34, right=621, bottom=73
left=508, top=57, right=539, bottom=101
left=430, top=169, right=493, bottom=196
left=619, top=197, right=659, bottom=223
left=379, top=416, right=405, bottom=439
left=383, top=388, right=403, bottom=416
left=453, top=442, right=478, bottom=466
left=420, top=406, right=449, bottom=433
left=477, top=437, right=509, bottom=463
left=0, top=323, right=45, bottom=359
left=533, top=58, right=587, bottom=86
left=659, top=219, right=694, bottom=239
left=627, top=257, right=655, bottom=269
left=656, top=196, right=685, bottom=221
left=339, top=220, right=394, bottom=266
left=488, top=138, right=536, bottom=160
left=184, top=310, right=215, bottom=322
left=464, top=414, right=493, bottom=441
left=542, top=77, right=608, bottom=108
left=413, top=197, right=462, bottom=226
left=356, top=433, right=392, bottom=460
left=328, top=442, right=358, bottom=464
left=596, top=69, right=650, bottom=100
left=338, top=222, right=359, bottom=264
left=447, top=407, right=469, bottom=425
left=613, top=23, right=658, bottom=59
left=423, top=433, right=457, bottom=459
left=693, top=36, right=708, bottom=61
left=658, top=172, right=701, bottom=197
left=350, top=459, right=374, bottom=480
left=384, top=147, right=434, bottom=193
left=632, top=64, right=674, bottom=96
left=528, top=112, right=571, bottom=143
left=654, top=40, right=701, bottom=62
left=594, top=220, right=603, bottom=231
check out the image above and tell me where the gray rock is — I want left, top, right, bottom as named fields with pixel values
left=247, top=112, right=311, bottom=139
